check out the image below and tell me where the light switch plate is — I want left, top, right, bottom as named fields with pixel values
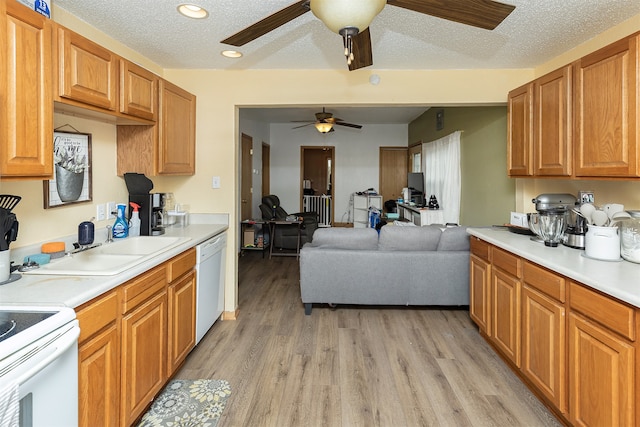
left=212, top=176, right=221, bottom=189
left=96, top=203, right=106, bottom=221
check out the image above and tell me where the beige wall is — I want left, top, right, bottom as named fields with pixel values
left=2, top=9, right=639, bottom=313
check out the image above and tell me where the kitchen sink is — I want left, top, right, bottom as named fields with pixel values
left=94, top=236, right=184, bottom=256
left=24, top=236, right=191, bottom=276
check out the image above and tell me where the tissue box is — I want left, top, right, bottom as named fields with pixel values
left=16, top=0, right=52, bottom=18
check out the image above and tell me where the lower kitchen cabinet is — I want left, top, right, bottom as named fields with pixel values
left=470, top=252, right=491, bottom=334
left=167, top=270, right=196, bottom=376
left=78, top=324, right=120, bottom=427
left=469, top=238, right=638, bottom=427
left=76, top=290, right=120, bottom=427
left=491, top=267, right=521, bottom=367
left=121, top=267, right=167, bottom=427
left=569, top=313, right=634, bottom=427
left=522, top=285, right=566, bottom=413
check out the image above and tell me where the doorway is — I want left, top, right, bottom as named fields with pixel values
left=300, top=146, right=335, bottom=226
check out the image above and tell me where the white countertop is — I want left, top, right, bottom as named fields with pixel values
left=467, top=227, right=640, bottom=308
left=0, top=223, right=228, bottom=308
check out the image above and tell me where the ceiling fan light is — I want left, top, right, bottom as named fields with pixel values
left=315, top=122, right=334, bottom=133
left=310, top=0, right=385, bottom=34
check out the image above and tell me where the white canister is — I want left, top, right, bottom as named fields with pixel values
left=585, top=225, right=620, bottom=261
left=0, top=250, right=10, bottom=282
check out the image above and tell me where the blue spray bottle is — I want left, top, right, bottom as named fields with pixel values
left=112, top=203, right=129, bottom=239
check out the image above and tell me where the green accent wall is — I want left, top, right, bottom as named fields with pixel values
left=409, top=107, right=515, bottom=226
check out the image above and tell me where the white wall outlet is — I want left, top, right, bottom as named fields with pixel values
left=107, top=201, right=116, bottom=219
left=212, top=176, right=221, bottom=189
left=96, top=203, right=106, bottom=221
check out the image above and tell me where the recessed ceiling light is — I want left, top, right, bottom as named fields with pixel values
left=221, top=50, right=243, bottom=58
left=177, top=4, right=209, bottom=19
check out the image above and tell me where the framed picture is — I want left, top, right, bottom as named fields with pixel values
left=44, top=131, right=92, bottom=208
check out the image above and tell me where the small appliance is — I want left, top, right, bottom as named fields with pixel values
left=531, top=193, right=577, bottom=247
left=123, top=173, right=166, bottom=236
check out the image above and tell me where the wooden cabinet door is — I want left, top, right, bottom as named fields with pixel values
left=507, top=83, right=533, bottom=176
left=522, top=286, right=566, bottom=414
left=167, top=270, right=196, bottom=376
left=491, top=268, right=521, bottom=367
left=157, top=79, right=196, bottom=175
left=120, top=59, right=157, bottom=121
left=534, top=65, right=572, bottom=176
left=1, top=1, right=53, bottom=179
left=574, top=34, right=639, bottom=177
left=121, top=292, right=167, bottom=427
left=569, top=313, right=635, bottom=427
left=78, top=324, right=120, bottom=427
left=470, top=254, right=491, bottom=334
left=57, top=26, right=117, bottom=110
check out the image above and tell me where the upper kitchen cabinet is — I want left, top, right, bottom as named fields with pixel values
left=507, top=83, right=533, bottom=176
left=1, top=0, right=53, bottom=180
left=117, top=79, right=196, bottom=176
left=574, top=33, right=639, bottom=177
left=533, top=65, right=572, bottom=176
left=120, top=59, right=157, bottom=122
left=55, top=24, right=118, bottom=111
left=508, top=65, right=572, bottom=178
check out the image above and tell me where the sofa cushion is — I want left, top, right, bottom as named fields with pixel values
left=437, top=226, right=470, bottom=251
left=309, top=228, right=379, bottom=250
left=378, top=225, right=442, bottom=251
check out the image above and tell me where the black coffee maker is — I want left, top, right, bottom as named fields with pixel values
left=124, top=173, right=166, bottom=236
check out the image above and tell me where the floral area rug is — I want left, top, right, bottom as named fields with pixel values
left=138, top=379, right=231, bottom=427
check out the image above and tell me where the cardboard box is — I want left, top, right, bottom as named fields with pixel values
left=243, top=228, right=255, bottom=247
left=16, top=0, right=52, bottom=18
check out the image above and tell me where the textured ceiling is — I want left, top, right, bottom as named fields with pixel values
left=53, top=0, right=639, bottom=124
left=55, top=0, right=640, bottom=71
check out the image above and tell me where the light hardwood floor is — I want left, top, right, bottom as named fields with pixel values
left=177, top=252, right=562, bottom=427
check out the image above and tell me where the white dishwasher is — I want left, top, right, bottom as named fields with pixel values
left=195, top=232, right=227, bottom=344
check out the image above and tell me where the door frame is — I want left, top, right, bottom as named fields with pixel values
left=300, top=146, right=335, bottom=225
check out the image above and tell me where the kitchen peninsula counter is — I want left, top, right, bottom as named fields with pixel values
left=0, top=222, right=227, bottom=308
left=468, top=227, right=640, bottom=308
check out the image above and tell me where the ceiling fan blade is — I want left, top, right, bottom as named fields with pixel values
left=388, top=0, right=515, bottom=30
left=221, top=1, right=310, bottom=46
left=334, top=121, right=363, bottom=129
left=292, top=123, right=315, bottom=129
left=348, top=28, right=373, bottom=71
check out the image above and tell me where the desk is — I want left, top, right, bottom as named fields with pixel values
left=397, top=203, right=445, bottom=226
left=268, top=219, right=302, bottom=259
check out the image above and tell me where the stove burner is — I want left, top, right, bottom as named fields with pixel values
left=0, top=311, right=56, bottom=343
left=0, top=319, right=16, bottom=340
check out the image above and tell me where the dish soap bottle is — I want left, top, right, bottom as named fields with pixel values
left=112, top=204, right=129, bottom=239
left=129, top=202, right=141, bottom=237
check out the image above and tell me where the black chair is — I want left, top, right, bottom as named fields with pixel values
left=259, top=195, right=318, bottom=250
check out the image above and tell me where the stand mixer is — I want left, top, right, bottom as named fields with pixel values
left=531, top=194, right=577, bottom=247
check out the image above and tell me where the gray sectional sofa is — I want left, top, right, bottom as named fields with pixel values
left=299, top=225, right=470, bottom=314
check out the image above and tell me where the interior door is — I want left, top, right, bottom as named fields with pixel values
left=379, top=147, right=408, bottom=211
left=241, top=133, right=253, bottom=220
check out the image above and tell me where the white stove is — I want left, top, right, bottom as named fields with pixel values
left=0, top=305, right=79, bottom=427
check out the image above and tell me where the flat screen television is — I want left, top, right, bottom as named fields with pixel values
left=407, top=172, right=425, bottom=206
left=407, top=172, right=424, bottom=193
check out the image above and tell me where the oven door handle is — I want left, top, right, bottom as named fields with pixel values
left=5, top=325, right=80, bottom=386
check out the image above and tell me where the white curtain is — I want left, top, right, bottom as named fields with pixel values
left=422, top=131, right=462, bottom=224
